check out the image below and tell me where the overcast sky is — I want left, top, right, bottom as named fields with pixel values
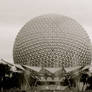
left=0, top=0, right=92, bottom=63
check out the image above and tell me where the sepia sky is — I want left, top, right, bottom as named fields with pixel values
left=0, top=0, right=92, bottom=63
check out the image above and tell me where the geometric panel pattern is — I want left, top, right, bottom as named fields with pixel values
left=13, top=14, right=92, bottom=68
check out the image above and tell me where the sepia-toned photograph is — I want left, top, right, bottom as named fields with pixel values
left=0, top=0, right=92, bottom=92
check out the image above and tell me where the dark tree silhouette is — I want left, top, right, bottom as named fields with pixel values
left=0, top=63, right=10, bottom=90
left=0, top=63, right=26, bottom=92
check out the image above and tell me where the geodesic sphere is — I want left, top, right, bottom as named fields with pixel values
left=13, top=14, right=91, bottom=68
